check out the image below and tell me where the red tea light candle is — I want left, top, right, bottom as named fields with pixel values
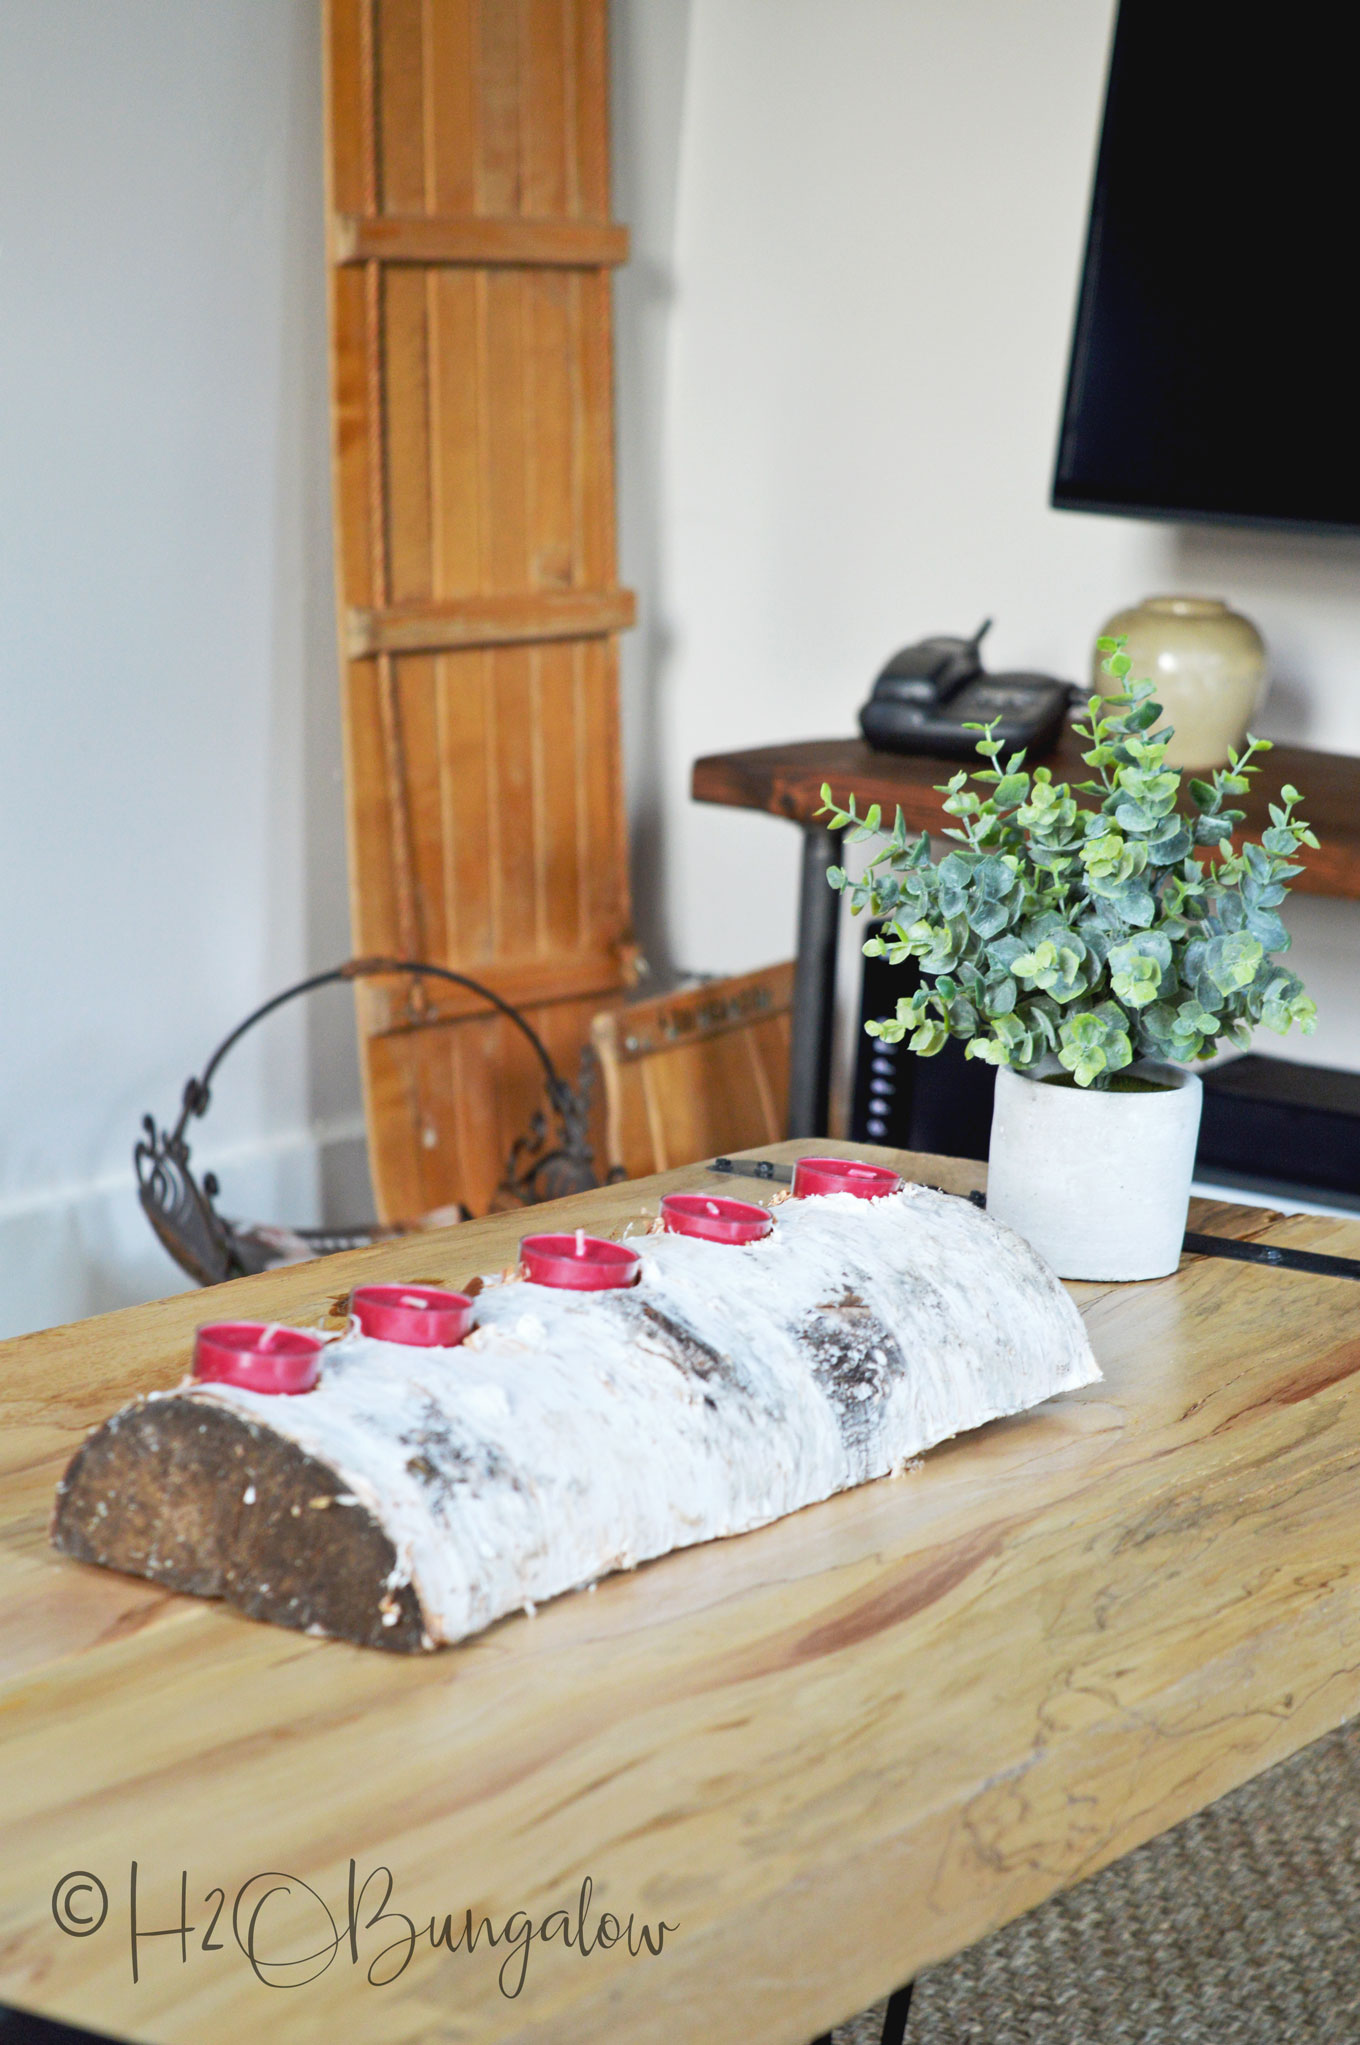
left=661, top=1193, right=773, bottom=1244
left=521, top=1229, right=641, bottom=1291
left=792, top=1156, right=904, bottom=1202
left=193, top=1322, right=323, bottom=1396
left=350, top=1284, right=473, bottom=1347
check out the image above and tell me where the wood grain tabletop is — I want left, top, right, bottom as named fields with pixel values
left=691, top=732, right=1360, bottom=899
left=4, top=1139, right=1360, bottom=2044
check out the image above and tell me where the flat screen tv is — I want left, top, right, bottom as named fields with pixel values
left=1052, top=4, right=1357, bottom=533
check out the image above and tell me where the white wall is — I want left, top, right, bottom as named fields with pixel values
left=615, top=0, right=1360, bottom=1097
left=612, top=0, right=694, bottom=980
left=0, top=1, right=367, bottom=1339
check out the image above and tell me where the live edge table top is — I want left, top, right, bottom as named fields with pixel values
left=691, top=731, right=1360, bottom=897
left=5, top=1141, right=1360, bottom=2045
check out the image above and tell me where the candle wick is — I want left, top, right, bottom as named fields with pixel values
left=575, top=1229, right=586, bottom=1256
left=260, top=1323, right=284, bottom=1350
left=400, top=1295, right=429, bottom=1309
left=705, top=1201, right=719, bottom=1216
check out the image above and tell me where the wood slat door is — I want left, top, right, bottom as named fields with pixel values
left=323, top=0, right=636, bottom=1221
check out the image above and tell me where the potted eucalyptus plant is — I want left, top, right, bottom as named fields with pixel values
left=819, top=638, right=1319, bottom=1280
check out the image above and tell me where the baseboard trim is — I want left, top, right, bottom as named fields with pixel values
left=0, top=1119, right=372, bottom=1344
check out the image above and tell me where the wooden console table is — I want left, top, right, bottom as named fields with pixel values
left=5, top=1142, right=1360, bottom=2043
left=692, top=731, right=1360, bottom=1136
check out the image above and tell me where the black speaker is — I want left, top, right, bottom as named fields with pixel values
left=1198, top=1055, right=1360, bottom=1200
left=848, top=932, right=996, bottom=1161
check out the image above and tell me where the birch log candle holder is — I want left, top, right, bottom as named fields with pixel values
left=53, top=1189, right=1099, bottom=1653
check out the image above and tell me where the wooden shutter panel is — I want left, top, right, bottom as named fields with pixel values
left=323, top=0, right=636, bottom=1220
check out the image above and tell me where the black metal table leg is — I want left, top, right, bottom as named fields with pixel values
left=0, top=2004, right=121, bottom=2041
left=787, top=823, right=844, bottom=1139
left=805, top=1974, right=913, bottom=2045
left=881, top=1979, right=915, bottom=2043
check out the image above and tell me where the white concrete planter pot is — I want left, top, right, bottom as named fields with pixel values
left=985, top=1061, right=1203, bottom=1281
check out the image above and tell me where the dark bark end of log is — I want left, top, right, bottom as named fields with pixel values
left=51, top=1396, right=430, bottom=1652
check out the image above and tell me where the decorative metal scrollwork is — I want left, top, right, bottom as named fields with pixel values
left=135, top=957, right=599, bottom=1286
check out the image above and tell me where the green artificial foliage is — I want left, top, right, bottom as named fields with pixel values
left=818, top=638, right=1319, bottom=1089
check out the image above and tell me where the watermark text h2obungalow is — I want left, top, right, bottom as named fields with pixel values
left=51, top=1862, right=676, bottom=1997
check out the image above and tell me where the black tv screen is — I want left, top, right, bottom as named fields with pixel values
left=1052, top=4, right=1358, bottom=532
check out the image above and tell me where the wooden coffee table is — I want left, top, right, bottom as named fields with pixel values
left=5, top=1140, right=1360, bottom=2044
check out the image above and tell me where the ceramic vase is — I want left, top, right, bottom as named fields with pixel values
left=1093, top=595, right=1266, bottom=770
left=985, top=1062, right=1203, bottom=1281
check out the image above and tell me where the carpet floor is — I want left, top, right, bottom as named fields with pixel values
left=829, top=1715, right=1360, bottom=2045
